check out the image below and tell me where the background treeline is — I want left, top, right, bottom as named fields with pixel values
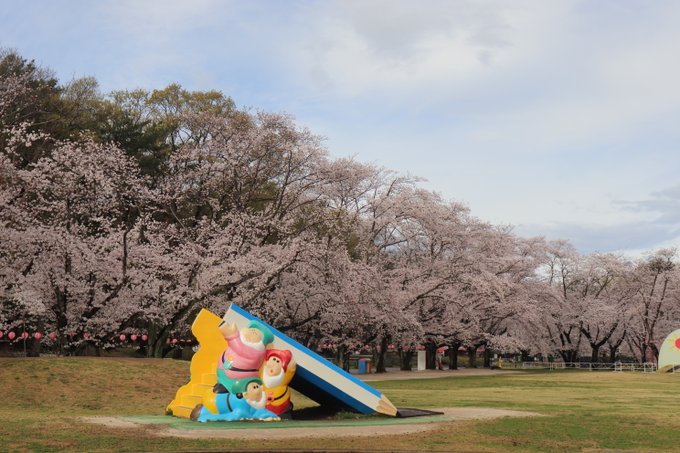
left=1, top=50, right=679, bottom=369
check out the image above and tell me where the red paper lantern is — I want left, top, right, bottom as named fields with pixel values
left=34, top=332, right=42, bottom=340
left=8, top=331, right=16, bottom=340
left=141, top=334, right=148, bottom=341
left=48, top=332, right=57, bottom=340
left=21, top=331, right=29, bottom=340
left=0, top=331, right=3, bottom=339
left=130, top=334, right=137, bottom=341
left=119, top=334, right=126, bottom=341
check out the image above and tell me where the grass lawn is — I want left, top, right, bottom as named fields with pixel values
left=2, top=357, right=679, bottom=452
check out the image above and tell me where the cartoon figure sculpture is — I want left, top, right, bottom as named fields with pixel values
left=261, top=349, right=297, bottom=418
left=191, top=377, right=279, bottom=422
left=215, top=319, right=274, bottom=394
left=166, top=306, right=399, bottom=421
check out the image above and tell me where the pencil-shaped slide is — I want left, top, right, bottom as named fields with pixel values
left=222, top=303, right=398, bottom=416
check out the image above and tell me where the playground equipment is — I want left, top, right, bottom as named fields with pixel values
left=167, top=304, right=398, bottom=422
left=658, top=328, right=680, bottom=372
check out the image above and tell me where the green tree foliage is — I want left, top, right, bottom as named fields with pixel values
left=106, top=84, right=237, bottom=179
left=0, top=49, right=61, bottom=165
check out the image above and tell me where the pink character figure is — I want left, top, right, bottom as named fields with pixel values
left=215, top=319, right=274, bottom=394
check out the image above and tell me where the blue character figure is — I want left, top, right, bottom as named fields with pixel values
left=191, top=378, right=280, bottom=422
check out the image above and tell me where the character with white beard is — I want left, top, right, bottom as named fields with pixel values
left=261, top=349, right=296, bottom=418
left=191, top=378, right=280, bottom=422
left=214, top=320, right=274, bottom=394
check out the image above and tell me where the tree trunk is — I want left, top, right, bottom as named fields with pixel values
left=151, top=335, right=169, bottom=358
left=27, top=337, right=41, bottom=357
left=375, top=337, right=388, bottom=373
left=448, top=342, right=460, bottom=370
left=57, top=332, right=67, bottom=356
left=559, top=349, right=578, bottom=364
left=607, top=333, right=625, bottom=364
left=26, top=320, right=44, bottom=357
left=483, top=347, right=492, bottom=368
left=336, top=346, right=350, bottom=372
left=590, top=345, right=600, bottom=363
left=55, top=293, right=68, bottom=356
left=425, top=342, right=437, bottom=370
left=650, top=343, right=660, bottom=363
left=467, top=346, right=478, bottom=368
left=148, top=323, right=171, bottom=358
left=399, top=348, right=414, bottom=371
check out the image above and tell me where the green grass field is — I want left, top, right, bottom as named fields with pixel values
left=2, top=357, right=679, bottom=452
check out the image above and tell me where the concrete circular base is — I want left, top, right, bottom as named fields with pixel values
left=82, top=407, right=541, bottom=440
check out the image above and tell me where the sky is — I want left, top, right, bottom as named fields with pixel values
left=2, top=0, right=680, bottom=255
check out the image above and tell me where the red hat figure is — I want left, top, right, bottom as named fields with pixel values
left=264, top=349, right=293, bottom=372
left=260, top=349, right=297, bottom=418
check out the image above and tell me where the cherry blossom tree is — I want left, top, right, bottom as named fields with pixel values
left=536, top=241, right=587, bottom=362
left=624, top=249, right=680, bottom=363
left=534, top=243, right=642, bottom=363
left=124, top=109, right=333, bottom=356
left=8, top=50, right=680, bottom=367
left=576, top=253, right=631, bottom=362
left=1, top=132, right=148, bottom=354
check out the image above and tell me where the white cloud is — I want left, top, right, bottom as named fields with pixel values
left=3, top=0, right=680, bottom=254
left=100, top=0, right=225, bottom=35
left=283, top=0, right=571, bottom=101
left=515, top=219, right=680, bottom=255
